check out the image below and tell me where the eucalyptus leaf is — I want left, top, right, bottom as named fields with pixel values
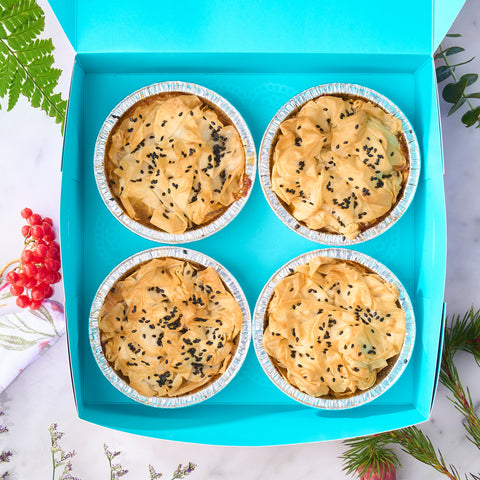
left=448, top=97, right=466, bottom=116
left=465, top=92, right=480, bottom=99
left=436, top=65, right=453, bottom=83
left=449, top=57, right=476, bottom=68
left=461, top=107, right=480, bottom=127
left=444, top=46, right=465, bottom=56
left=434, top=46, right=465, bottom=60
left=446, top=33, right=462, bottom=37
left=442, top=79, right=468, bottom=104
left=460, top=73, right=478, bottom=87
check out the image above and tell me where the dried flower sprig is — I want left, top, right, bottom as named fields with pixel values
left=49, top=423, right=80, bottom=480
left=0, top=407, right=7, bottom=434
left=104, top=444, right=128, bottom=480
left=105, top=447, right=196, bottom=480
left=2, top=413, right=197, bottom=479
left=0, top=407, right=11, bottom=480
left=149, top=461, right=198, bottom=479
left=149, top=464, right=163, bottom=479
left=342, top=308, right=480, bottom=479
left=170, top=463, right=196, bottom=480
left=436, top=34, right=480, bottom=128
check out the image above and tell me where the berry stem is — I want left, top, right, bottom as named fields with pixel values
left=0, top=259, right=20, bottom=280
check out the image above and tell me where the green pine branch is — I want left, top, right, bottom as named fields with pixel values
left=342, top=308, right=480, bottom=479
left=440, top=308, right=480, bottom=449
left=342, top=427, right=461, bottom=480
left=388, top=427, right=461, bottom=480
left=0, top=0, right=67, bottom=133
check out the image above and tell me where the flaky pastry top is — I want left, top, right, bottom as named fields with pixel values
left=271, top=95, right=409, bottom=239
left=263, top=256, right=406, bottom=398
left=98, top=257, right=243, bottom=397
left=106, top=93, right=246, bottom=234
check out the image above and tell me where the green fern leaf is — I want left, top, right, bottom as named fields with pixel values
left=0, top=0, right=16, bottom=11
left=0, top=2, right=42, bottom=35
left=7, top=65, right=23, bottom=110
left=27, top=53, right=54, bottom=71
left=16, top=37, right=53, bottom=63
left=40, top=93, right=48, bottom=110
left=21, top=74, right=32, bottom=95
left=30, top=86, right=41, bottom=107
left=0, top=53, right=16, bottom=96
left=48, top=92, right=62, bottom=104
left=7, top=15, right=44, bottom=50
left=56, top=100, right=66, bottom=124
left=49, top=98, right=62, bottom=118
left=0, top=0, right=42, bottom=22
left=0, top=0, right=66, bottom=133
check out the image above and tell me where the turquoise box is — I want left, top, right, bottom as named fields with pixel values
left=51, top=0, right=464, bottom=445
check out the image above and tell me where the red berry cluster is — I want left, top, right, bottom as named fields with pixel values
left=5, top=208, right=61, bottom=310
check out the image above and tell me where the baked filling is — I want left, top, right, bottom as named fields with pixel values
left=105, top=93, right=246, bottom=234
left=271, top=95, right=409, bottom=239
left=98, top=257, right=243, bottom=397
left=263, top=256, right=406, bottom=398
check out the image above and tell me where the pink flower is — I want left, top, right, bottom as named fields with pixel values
left=39, top=340, right=50, bottom=351
left=358, top=463, right=396, bottom=480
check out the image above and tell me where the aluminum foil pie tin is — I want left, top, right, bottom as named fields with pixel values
left=94, top=81, right=256, bottom=244
left=259, top=83, right=420, bottom=245
left=89, top=246, right=251, bottom=408
left=252, top=248, right=415, bottom=410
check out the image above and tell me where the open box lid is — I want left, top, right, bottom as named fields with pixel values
left=49, top=0, right=465, bottom=56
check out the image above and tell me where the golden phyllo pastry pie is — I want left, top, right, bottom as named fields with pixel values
left=271, top=95, right=409, bottom=239
left=105, top=93, right=246, bottom=234
left=263, top=256, right=406, bottom=398
left=98, top=257, right=243, bottom=397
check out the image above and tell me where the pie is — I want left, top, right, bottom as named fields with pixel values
left=105, top=93, right=247, bottom=235
left=98, top=257, right=243, bottom=397
left=262, top=256, right=406, bottom=398
left=270, top=95, right=409, bottom=239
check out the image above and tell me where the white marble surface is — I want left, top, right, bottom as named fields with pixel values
left=1, top=1, right=480, bottom=478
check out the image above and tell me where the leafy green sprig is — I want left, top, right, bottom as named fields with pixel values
left=0, top=0, right=67, bottom=132
left=342, top=308, right=480, bottom=479
left=436, top=34, right=480, bottom=128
